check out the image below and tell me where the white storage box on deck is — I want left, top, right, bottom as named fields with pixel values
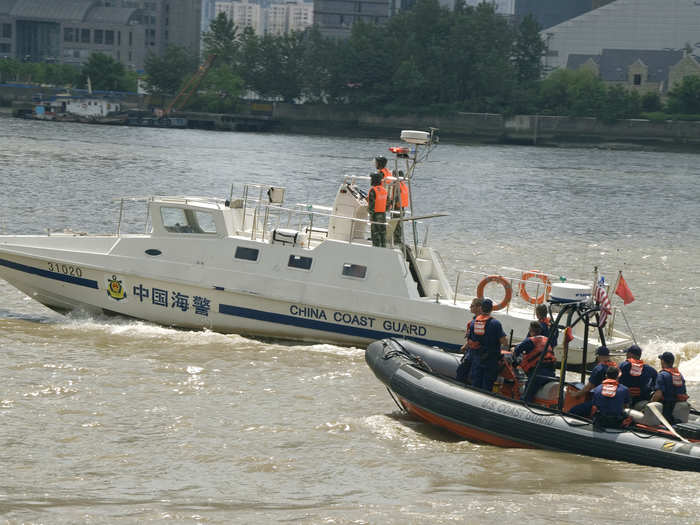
left=549, top=282, right=592, bottom=303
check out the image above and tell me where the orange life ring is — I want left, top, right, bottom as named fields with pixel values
left=519, top=271, right=552, bottom=304
left=476, top=275, right=512, bottom=311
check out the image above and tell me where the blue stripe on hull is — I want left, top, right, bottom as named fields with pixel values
left=0, top=257, right=99, bottom=289
left=219, top=303, right=461, bottom=350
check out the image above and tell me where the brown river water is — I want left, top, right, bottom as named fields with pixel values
left=1, top=118, right=699, bottom=523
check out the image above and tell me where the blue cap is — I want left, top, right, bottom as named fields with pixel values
left=595, top=346, right=610, bottom=356
left=626, top=345, right=642, bottom=357
left=658, top=351, right=675, bottom=364
left=481, top=298, right=493, bottom=311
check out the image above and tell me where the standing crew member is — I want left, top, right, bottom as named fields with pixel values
left=468, top=298, right=508, bottom=392
left=618, top=344, right=657, bottom=409
left=456, top=298, right=483, bottom=384
left=513, top=321, right=556, bottom=402
left=368, top=171, right=387, bottom=247
left=375, top=155, right=392, bottom=182
left=568, top=346, right=617, bottom=417
left=590, top=366, right=632, bottom=429
left=391, top=171, right=410, bottom=246
left=647, top=351, right=690, bottom=424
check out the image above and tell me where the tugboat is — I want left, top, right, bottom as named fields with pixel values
left=0, top=129, right=630, bottom=364
left=365, top=300, right=700, bottom=472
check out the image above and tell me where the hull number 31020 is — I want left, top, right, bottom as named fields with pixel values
left=47, top=262, right=83, bottom=277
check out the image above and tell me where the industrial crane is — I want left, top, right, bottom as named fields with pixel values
left=163, top=54, right=217, bottom=117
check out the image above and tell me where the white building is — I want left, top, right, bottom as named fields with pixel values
left=462, top=0, right=514, bottom=15
left=542, top=0, right=700, bottom=72
left=266, top=0, right=313, bottom=35
left=215, top=0, right=263, bottom=34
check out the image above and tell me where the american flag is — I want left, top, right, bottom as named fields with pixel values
left=595, top=278, right=612, bottom=327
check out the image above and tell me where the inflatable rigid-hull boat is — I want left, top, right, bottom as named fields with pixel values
left=365, top=338, right=700, bottom=472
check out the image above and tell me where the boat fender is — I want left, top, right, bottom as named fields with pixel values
left=519, top=271, right=552, bottom=304
left=476, top=275, right=512, bottom=311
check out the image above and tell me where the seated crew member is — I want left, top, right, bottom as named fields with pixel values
left=367, top=171, right=387, bottom=248
left=568, top=346, right=617, bottom=417
left=513, top=321, right=556, bottom=402
left=456, top=297, right=483, bottom=385
left=618, top=344, right=657, bottom=409
left=591, top=366, right=631, bottom=429
left=535, top=304, right=558, bottom=348
left=468, top=298, right=508, bottom=392
left=647, top=351, right=690, bottom=425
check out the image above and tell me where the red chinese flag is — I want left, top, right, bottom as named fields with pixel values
left=615, top=275, right=635, bottom=305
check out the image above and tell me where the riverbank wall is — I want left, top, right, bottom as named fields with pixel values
left=272, top=104, right=700, bottom=148
left=3, top=83, right=700, bottom=148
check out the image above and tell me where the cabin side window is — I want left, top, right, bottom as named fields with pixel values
left=194, top=211, right=217, bottom=233
left=342, top=263, right=367, bottom=279
left=288, top=255, right=312, bottom=270
left=160, top=207, right=217, bottom=234
left=235, top=246, right=259, bottom=262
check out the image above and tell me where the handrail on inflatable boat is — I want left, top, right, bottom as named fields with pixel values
left=523, top=300, right=608, bottom=411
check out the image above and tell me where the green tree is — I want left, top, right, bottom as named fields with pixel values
left=274, top=32, right=306, bottom=102
left=538, top=69, right=606, bottom=117
left=202, top=12, right=239, bottom=64
left=512, top=14, right=544, bottom=84
left=666, top=75, right=700, bottom=114
left=343, top=19, right=394, bottom=105
left=79, top=53, right=129, bottom=91
left=597, top=85, right=640, bottom=123
left=192, top=65, right=243, bottom=112
left=0, top=58, right=20, bottom=82
left=143, top=45, right=197, bottom=97
left=640, top=91, right=662, bottom=112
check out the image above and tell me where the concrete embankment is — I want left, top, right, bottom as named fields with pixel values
left=272, top=104, right=700, bottom=149
left=3, top=83, right=700, bottom=149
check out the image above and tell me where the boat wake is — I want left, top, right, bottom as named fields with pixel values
left=51, top=314, right=363, bottom=357
left=637, top=339, right=700, bottom=382
left=363, top=414, right=467, bottom=448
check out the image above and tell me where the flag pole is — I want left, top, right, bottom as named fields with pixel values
left=606, top=271, right=622, bottom=338
left=611, top=270, right=622, bottom=302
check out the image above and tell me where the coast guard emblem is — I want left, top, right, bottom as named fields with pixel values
left=106, top=275, right=127, bottom=301
left=662, top=442, right=675, bottom=450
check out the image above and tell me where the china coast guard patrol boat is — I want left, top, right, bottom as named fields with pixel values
left=0, top=130, right=630, bottom=364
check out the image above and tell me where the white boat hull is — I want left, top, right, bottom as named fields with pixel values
left=0, top=245, right=627, bottom=365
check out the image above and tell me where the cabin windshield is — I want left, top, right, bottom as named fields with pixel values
left=161, top=207, right=217, bottom=234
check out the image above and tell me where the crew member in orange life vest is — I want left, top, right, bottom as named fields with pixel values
left=513, top=321, right=556, bottom=402
left=591, top=366, right=631, bottom=429
left=391, top=171, right=410, bottom=245
left=375, top=155, right=391, bottom=182
left=467, top=298, right=507, bottom=391
left=568, top=346, right=618, bottom=417
left=376, top=155, right=409, bottom=245
left=456, top=297, right=483, bottom=385
left=618, top=344, right=657, bottom=408
left=368, top=171, right=387, bottom=247
left=648, top=351, right=690, bottom=424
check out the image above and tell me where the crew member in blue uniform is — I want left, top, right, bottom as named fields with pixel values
left=568, top=346, right=617, bottom=417
left=648, top=351, right=690, bottom=424
left=618, top=344, right=657, bottom=409
left=468, top=298, right=507, bottom=392
left=513, top=321, right=556, bottom=402
left=535, top=304, right=558, bottom=348
left=456, top=297, right=482, bottom=385
left=591, top=366, right=631, bottom=429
